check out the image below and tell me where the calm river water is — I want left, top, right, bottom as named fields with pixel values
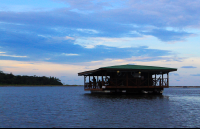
left=0, top=86, right=200, bottom=128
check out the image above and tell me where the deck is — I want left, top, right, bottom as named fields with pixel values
left=84, top=85, right=169, bottom=91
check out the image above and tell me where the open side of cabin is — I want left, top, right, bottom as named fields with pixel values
left=78, top=65, right=177, bottom=94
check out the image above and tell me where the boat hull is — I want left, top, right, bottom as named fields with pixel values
left=90, top=88, right=163, bottom=94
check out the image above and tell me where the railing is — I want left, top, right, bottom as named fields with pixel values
left=84, top=78, right=168, bottom=90
left=153, top=78, right=168, bottom=86
left=84, top=82, right=102, bottom=90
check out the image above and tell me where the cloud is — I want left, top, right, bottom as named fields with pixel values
left=170, top=73, right=180, bottom=76
left=1, top=0, right=200, bottom=86
left=0, top=0, right=199, bottom=65
left=77, top=29, right=99, bottom=34
left=1, top=0, right=200, bottom=42
left=141, top=29, right=193, bottom=42
left=52, top=36, right=76, bottom=41
left=74, top=36, right=152, bottom=48
left=61, top=53, right=79, bottom=56
left=191, top=74, right=200, bottom=76
left=64, top=36, right=75, bottom=40
left=0, top=52, right=27, bottom=58
left=53, top=0, right=200, bottom=27
left=54, top=0, right=113, bottom=11
left=0, top=21, right=176, bottom=63
left=181, top=66, right=197, bottom=68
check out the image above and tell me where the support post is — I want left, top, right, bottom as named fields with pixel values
left=148, top=72, right=149, bottom=86
left=105, top=72, right=107, bottom=86
left=84, top=76, right=86, bottom=87
left=97, top=76, right=98, bottom=88
left=126, top=72, right=128, bottom=86
left=102, top=73, right=103, bottom=86
left=162, top=73, right=163, bottom=86
left=155, top=74, right=156, bottom=86
left=89, top=76, right=91, bottom=89
left=93, top=76, right=94, bottom=88
left=167, top=72, right=169, bottom=86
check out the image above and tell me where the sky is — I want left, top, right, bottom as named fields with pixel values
left=0, top=0, right=200, bottom=86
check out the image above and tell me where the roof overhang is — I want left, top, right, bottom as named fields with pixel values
left=78, top=65, right=177, bottom=76
left=78, top=69, right=100, bottom=76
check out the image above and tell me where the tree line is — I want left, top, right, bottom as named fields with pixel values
left=0, top=71, right=63, bottom=85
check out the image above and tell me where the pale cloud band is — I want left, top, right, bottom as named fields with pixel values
left=62, top=53, right=79, bottom=56
left=0, top=52, right=27, bottom=58
left=181, top=66, right=197, bottom=68
left=74, top=36, right=153, bottom=48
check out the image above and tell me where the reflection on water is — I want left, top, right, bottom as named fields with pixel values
left=84, top=93, right=169, bottom=100
left=0, top=86, right=200, bottom=128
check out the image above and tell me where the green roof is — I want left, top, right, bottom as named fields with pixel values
left=100, top=64, right=177, bottom=71
left=78, top=64, right=177, bottom=76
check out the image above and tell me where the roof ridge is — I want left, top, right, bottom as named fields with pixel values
left=100, top=64, right=177, bottom=70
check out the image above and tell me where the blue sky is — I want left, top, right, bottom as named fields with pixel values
left=0, top=0, right=200, bottom=85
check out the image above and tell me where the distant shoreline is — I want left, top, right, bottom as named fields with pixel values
left=0, top=85, right=84, bottom=87
left=0, top=85, right=199, bottom=88
left=169, top=86, right=200, bottom=88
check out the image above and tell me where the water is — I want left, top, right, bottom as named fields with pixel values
left=0, top=86, right=200, bottom=128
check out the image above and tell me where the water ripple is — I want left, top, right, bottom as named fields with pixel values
left=0, top=87, right=200, bottom=128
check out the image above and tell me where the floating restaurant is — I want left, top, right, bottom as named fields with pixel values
left=78, top=64, right=177, bottom=94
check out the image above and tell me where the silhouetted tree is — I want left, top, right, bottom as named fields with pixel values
left=0, top=71, right=63, bottom=85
